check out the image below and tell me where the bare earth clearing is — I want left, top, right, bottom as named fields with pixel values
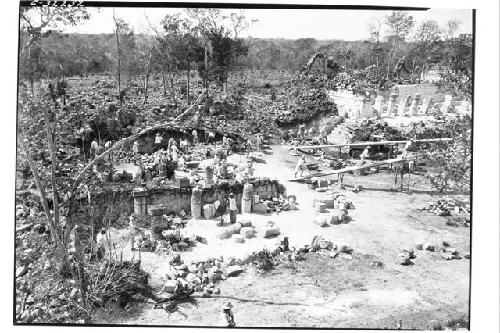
left=94, top=145, right=470, bottom=329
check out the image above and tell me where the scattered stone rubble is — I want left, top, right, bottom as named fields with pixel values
left=421, top=198, right=470, bottom=217
left=313, top=192, right=354, bottom=227
left=160, top=254, right=245, bottom=298
left=398, top=240, right=468, bottom=265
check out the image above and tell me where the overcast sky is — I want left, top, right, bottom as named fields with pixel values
left=58, top=7, right=473, bottom=40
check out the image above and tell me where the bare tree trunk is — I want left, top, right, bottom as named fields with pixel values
left=204, top=45, right=209, bottom=114
left=187, top=64, right=190, bottom=106
left=113, top=14, right=122, bottom=100
left=167, top=71, right=177, bottom=103
left=386, top=41, right=397, bottom=79
left=19, top=139, right=67, bottom=266
left=42, top=106, right=61, bottom=236
left=161, top=71, right=167, bottom=97
left=29, top=79, right=35, bottom=96
left=143, top=64, right=151, bottom=105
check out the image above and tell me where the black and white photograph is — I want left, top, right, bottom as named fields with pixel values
left=7, top=0, right=499, bottom=330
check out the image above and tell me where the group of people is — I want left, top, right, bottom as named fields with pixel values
left=90, top=139, right=115, bottom=161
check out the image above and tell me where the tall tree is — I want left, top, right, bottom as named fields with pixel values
left=384, top=11, right=414, bottom=78
left=413, top=20, right=443, bottom=80
left=112, top=14, right=135, bottom=100
left=440, top=37, right=473, bottom=101
left=445, top=19, right=462, bottom=40
left=19, top=6, right=90, bottom=94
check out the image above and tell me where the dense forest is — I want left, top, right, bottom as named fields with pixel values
left=19, top=8, right=472, bottom=99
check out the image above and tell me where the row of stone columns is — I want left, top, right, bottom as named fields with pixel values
left=132, top=182, right=258, bottom=217
left=374, top=93, right=456, bottom=117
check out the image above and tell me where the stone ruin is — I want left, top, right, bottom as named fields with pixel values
left=328, top=88, right=471, bottom=120
left=132, top=177, right=284, bottom=219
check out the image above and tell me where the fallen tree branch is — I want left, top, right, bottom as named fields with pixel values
left=67, top=90, right=207, bottom=201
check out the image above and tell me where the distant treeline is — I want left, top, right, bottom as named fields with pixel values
left=18, top=33, right=443, bottom=75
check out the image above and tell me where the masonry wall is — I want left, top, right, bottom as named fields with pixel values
left=134, top=178, right=283, bottom=216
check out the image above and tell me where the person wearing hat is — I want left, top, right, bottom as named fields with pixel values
left=360, top=146, right=371, bottom=165
left=228, top=193, right=238, bottom=224
left=219, top=302, right=235, bottom=327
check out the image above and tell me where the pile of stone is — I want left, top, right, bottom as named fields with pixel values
left=252, top=197, right=296, bottom=214
left=131, top=214, right=200, bottom=253
left=305, top=235, right=354, bottom=259
left=414, top=240, right=466, bottom=261
left=422, top=198, right=469, bottom=216
left=216, top=220, right=280, bottom=241
left=161, top=254, right=244, bottom=298
left=312, top=193, right=354, bottom=227
left=274, top=86, right=337, bottom=127
left=397, top=248, right=417, bottom=265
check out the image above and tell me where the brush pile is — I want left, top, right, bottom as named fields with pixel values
left=86, top=260, right=151, bottom=307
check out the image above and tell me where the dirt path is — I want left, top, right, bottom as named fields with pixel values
left=93, top=145, right=470, bottom=328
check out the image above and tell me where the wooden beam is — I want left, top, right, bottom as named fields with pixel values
left=289, top=156, right=419, bottom=181
left=290, top=138, right=453, bottom=150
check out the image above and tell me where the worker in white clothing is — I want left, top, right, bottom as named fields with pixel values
left=360, top=146, right=371, bottom=165
left=219, top=302, right=235, bottom=327
left=154, top=133, right=163, bottom=150
left=228, top=193, right=238, bottom=224
left=192, top=129, right=198, bottom=144
left=401, top=139, right=413, bottom=159
left=294, top=155, right=307, bottom=178
left=95, top=228, right=108, bottom=259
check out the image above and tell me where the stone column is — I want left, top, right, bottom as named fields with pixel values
left=419, top=97, right=432, bottom=114
left=409, top=94, right=422, bottom=115
left=360, top=97, right=374, bottom=118
left=373, top=95, right=384, bottom=116
left=191, top=187, right=202, bottom=219
left=241, top=183, right=253, bottom=214
left=397, top=95, right=410, bottom=116
left=440, top=95, right=453, bottom=114
left=386, top=93, right=398, bottom=116
left=133, top=188, right=148, bottom=216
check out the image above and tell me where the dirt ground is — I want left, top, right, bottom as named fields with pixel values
left=93, top=145, right=470, bottom=329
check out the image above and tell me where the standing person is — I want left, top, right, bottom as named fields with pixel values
left=95, top=228, right=107, bottom=259
left=320, top=127, right=328, bottom=144
left=179, top=138, right=189, bottom=153
left=132, top=140, right=140, bottom=157
left=154, top=132, right=163, bottom=151
left=90, top=139, right=99, bottom=159
left=192, top=129, right=198, bottom=144
left=294, top=155, right=307, bottom=178
left=208, top=131, right=216, bottom=144
left=104, top=140, right=113, bottom=162
left=171, top=143, right=179, bottom=162
left=255, top=134, right=262, bottom=150
left=360, top=146, right=371, bottom=165
left=298, top=124, right=306, bottom=139
left=167, top=138, right=175, bottom=155
left=319, top=150, right=326, bottom=164
left=219, top=302, right=235, bottom=327
left=228, top=193, right=238, bottom=224
left=401, top=139, right=413, bottom=159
